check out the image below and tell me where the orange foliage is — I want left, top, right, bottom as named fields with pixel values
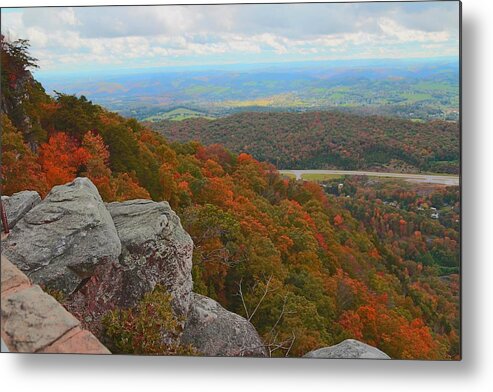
left=111, top=172, right=150, bottom=201
left=38, top=132, right=91, bottom=188
left=333, top=214, right=344, bottom=226
left=81, top=131, right=114, bottom=200
left=0, top=115, right=48, bottom=195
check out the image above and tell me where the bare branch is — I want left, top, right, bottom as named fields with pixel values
left=285, top=332, right=296, bottom=357
left=235, top=275, right=297, bottom=358
left=248, top=274, right=273, bottom=322
left=237, top=277, right=250, bottom=319
left=267, top=294, right=289, bottom=338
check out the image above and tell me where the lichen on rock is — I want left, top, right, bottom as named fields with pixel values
left=2, top=177, right=121, bottom=295
left=107, top=199, right=194, bottom=316
left=65, top=197, right=194, bottom=337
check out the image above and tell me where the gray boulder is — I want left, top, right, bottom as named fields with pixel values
left=304, top=339, right=390, bottom=359
left=68, top=198, right=194, bottom=334
left=181, top=293, right=267, bottom=357
left=1, top=191, right=41, bottom=229
left=2, top=178, right=121, bottom=295
left=106, top=199, right=194, bottom=317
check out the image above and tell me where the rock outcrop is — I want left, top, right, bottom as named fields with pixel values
left=181, top=293, right=267, bottom=357
left=303, top=339, right=390, bottom=359
left=1, top=190, right=41, bottom=229
left=1, top=178, right=268, bottom=355
left=67, top=199, right=194, bottom=333
left=2, top=178, right=121, bottom=295
left=107, top=199, right=193, bottom=316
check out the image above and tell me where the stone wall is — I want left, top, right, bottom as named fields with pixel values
left=1, top=252, right=110, bottom=354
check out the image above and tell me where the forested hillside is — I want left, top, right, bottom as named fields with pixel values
left=1, top=37, right=460, bottom=359
left=149, top=111, right=459, bottom=174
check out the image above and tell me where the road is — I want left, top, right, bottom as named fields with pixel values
left=279, top=169, right=459, bottom=186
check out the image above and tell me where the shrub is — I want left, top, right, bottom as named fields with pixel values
left=102, top=285, right=197, bottom=355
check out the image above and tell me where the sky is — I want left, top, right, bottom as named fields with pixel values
left=0, top=2, right=460, bottom=75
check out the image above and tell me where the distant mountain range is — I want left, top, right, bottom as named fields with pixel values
left=36, top=57, right=459, bottom=122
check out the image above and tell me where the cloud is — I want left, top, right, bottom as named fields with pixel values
left=378, top=18, right=450, bottom=43
left=1, top=3, right=459, bottom=72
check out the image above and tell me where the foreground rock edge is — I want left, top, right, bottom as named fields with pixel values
left=1, top=190, right=41, bottom=229
left=303, top=339, right=390, bottom=359
left=1, top=254, right=110, bottom=354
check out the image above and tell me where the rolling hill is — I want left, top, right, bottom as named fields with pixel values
left=149, top=111, right=460, bottom=174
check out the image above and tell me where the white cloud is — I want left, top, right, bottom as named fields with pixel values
left=57, top=8, right=80, bottom=27
left=1, top=3, right=459, bottom=72
left=378, top=18, right=450, bottom=43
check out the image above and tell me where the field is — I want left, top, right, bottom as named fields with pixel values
left=300, top=173, right=343, bottom=181
left=142, top=108, right=215, bottom=122
left=280, top=172, right=296, bottom=180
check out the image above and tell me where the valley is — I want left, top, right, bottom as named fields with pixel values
left=280, top=169, right=459, bottom=186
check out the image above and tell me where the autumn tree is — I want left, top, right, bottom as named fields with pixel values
left=38, top=132, right=90, bottom=188
left=0, top=114, right=47, bottom=195
left=80, top=131, right=114, bottom=200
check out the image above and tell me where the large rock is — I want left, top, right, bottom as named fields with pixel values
left=181, top=293, right=267, bottom=357
left=66, top=199, right=194, bottom=336
left=303, top=339, right=390, bottom=359
left=1, top=190, right=41, bottom=229
left=2, top=178, right=121, bottom=295
left=107, top=199, right=194, bottom=316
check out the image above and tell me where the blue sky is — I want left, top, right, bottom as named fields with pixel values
left=1, top=2, right=460, bottom=75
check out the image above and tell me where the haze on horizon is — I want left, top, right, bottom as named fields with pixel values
left=1, top=2, right=459, bottom=76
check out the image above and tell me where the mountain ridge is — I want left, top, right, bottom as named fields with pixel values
left=149, top=110, right=459, bottom=174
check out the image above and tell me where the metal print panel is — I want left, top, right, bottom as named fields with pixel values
left=0, top=1, right=461, bottom=360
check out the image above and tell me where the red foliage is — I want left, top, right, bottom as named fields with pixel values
left=38, top=132, right=91, bottom=188
left=334, top=214, right=344, bottom=226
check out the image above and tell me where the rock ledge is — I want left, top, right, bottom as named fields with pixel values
left=181, top=293, right=267, bottom=357
left=304, top=339, right=390, bottom=359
